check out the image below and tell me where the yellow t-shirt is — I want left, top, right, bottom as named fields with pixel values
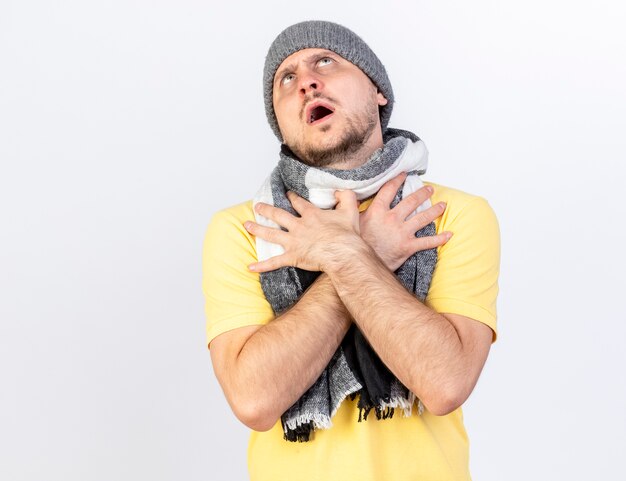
left=202, top=181, right=500, bottom=481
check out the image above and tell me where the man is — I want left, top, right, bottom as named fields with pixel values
left=203, top=20, right=500, bottom=480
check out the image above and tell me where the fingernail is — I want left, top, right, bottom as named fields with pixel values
left=248, top=263, right=257, bottom=271
left=426, top=186, right=434, bottom=193
left=446, top=231, right=453, bottom=239
left=244, top=221, right=252, bottom=230
left=439, top=202, right=447, bottom=208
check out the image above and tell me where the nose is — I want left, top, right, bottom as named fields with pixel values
left=298, top=70, right=323, bottom=96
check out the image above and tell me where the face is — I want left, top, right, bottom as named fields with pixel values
left=272, top=48, right=388, bottom=168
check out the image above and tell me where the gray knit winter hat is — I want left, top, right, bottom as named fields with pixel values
left=263, top=20, right=394, bottom=142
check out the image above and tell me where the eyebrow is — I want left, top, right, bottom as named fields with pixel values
left=274, top=50, right=338, bottom=87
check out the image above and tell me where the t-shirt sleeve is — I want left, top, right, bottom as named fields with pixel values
left=425, top=196, right=501, bottom=342
left=202, top=205, right=275, bottom=348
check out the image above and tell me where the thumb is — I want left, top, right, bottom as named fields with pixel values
left=334, top=189, right=358, bottom=210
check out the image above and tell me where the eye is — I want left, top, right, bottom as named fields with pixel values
left=317, top=57, right=333, bottom=67
left=281, top=73, right=295, bottom=86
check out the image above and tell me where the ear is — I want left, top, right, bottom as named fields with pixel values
left=376, top=90, right=388, bottom=106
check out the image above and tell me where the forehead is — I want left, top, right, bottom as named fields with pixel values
left=279, top=47, right=338, bottom=64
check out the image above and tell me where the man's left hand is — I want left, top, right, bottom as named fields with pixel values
left=359, top=173, right=452, bottom=271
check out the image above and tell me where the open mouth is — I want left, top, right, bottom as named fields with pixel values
left=306, top=103, right=335, bottom=124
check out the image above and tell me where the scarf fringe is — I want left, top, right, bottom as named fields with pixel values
left=283, top=412, right=333, bottom=442
left=282, top=389, right=425, bottom=441
left=356, top=393, right=424, bottom=422
left=283, top=420, right=315, bottom=442
left=283, top=412, right=333, bottom=431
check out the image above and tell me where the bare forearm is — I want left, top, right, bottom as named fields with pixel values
left=327, top=238, right=466, bottom=414
left=233, top=273, right=351, bottom=429
left=243, top=187, right=490, bottom=417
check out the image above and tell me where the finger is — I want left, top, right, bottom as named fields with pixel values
left=286, top=191, right=312, bottom=215
left=334, top=189, right=358, bottom=210
left=244, top=221, right=289, bottom=245
left=371, top=172, right=408, bottom=209
left=405, top=202, right=446, bottom=231
left=409, top=231, right=453, bottom=252
left=393, top=185, right=434, bottom=220
left=254, top=202, right=297, bottom=230
left=248, top=254, right=292, bottom=273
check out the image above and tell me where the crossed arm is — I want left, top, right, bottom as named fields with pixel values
left=209, top=174, right=494, bottom=431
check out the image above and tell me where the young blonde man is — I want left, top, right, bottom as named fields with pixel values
left=203, top=20, right=500, bottom=481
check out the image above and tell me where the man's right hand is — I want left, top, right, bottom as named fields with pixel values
left=245, top=190, right=364, bottom=273
left=359, top=173, right=452, bottom=271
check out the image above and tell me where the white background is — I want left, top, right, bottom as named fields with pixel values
left=1, top=1, right=625, bottom=480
